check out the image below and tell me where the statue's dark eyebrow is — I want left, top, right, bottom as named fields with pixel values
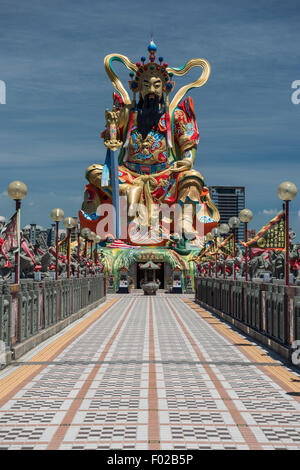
left=143, top=79, right=150, bottom=84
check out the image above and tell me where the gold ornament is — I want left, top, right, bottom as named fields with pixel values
left=104, top=53, right=211, bottom=145
left=257, top=237, right=266, bottom=248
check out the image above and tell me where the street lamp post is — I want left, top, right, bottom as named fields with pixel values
left=76, top=222, right=81, bottom=279
left=206, top=231, right=214, bottom=277
left=228, top=217, right=240, bottom=281
left=199, top=235, right=206, bottom=277
left=50, top=208, right=64, bottom=280
left=88, top=231, right=97, bottom=274
left=81, top=228, right=91, bottom=277
left=78, top=236, right=85, bottom=278
left=212, top=227, right=220, bottom=278
left=278, top=182, right=297, bottom=286
left=219, top=223, right=230, bottom=279
left=7, top=181, right=28, bottom=284
left=63, top=217, right=76, bottom=279
left=239, top=209, right=253, bottom=282
left=94, top=235, right=101, bottom=269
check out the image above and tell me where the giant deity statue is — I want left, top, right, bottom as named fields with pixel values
left=79, top=40, right=219, bottom=247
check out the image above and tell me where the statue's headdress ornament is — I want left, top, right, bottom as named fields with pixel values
left=128, top=40, right=175, bottom=95
left=104, top=40, right=211, bottom=149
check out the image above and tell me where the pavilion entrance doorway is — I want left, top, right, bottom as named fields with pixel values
left=136, top=262, right=165, bottom=289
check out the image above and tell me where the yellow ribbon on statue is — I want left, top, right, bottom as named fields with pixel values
left=122, top=164, right=194, bottom=227
left=132, top=174, right=157, bottom=226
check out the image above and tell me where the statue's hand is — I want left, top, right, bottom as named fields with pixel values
left=105, top=108, right=120, bottom=126
left=172, top=159, right=193, bottom=171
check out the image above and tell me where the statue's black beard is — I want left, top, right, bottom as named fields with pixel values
left=137, top=94, right=165, bottom=140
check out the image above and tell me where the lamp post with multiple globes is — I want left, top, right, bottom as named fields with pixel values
left=7, top=181, right=28, bottom=284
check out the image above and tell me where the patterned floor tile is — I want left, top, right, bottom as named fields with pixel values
left=1, top=295, right=300, bottom=450
left=0, top=411, right=65, bottom=425
left=251, top=426, right=300, bottom=444
left=241, top=412, right=300, bottom=426
left=0, top=426, right=57, bottom=442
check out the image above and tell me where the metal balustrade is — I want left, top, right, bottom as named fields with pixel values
left=244, top=283, right=261, bottom=330
left=265, top=284, right=274, bottom=337
left=89, top=277, right=96, bottom=304
left=277, top=286, right=286, bottom=343
left=222, top=281, right=230, bottom=315
left=60, top=279, right=71, bottom=319
left=232, top=282, right=243, bottom=321
left=81, top=278, right=89, bottom=308
left=72, top=279, right=81, bottom=314
left=195, top=276, right=300, bottom=350
left=43, top=280, right=58, bottom=328
left=0, top=275, right=106, bottom=353
left=265, top=284, right=285, bottom=342
left=18, top=281, right=31, bottom=343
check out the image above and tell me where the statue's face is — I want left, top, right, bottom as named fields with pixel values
left=141, top=74, right=163, bottom=101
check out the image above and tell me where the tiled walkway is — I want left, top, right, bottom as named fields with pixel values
left=1, top=294, right=300, bottom=450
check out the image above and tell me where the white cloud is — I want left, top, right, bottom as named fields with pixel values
left=262, top=209, right=279, bottom=216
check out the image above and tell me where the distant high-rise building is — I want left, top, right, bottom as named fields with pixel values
left=209, top=186, right=245, bottom=242
left=47, top=224, right=56, bottom=246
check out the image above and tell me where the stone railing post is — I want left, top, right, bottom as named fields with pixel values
left=260, top=286, right=266, bottom=333
left=294, top=287, right=300, bottom=342
left=0, top=283, right=12, bottom=348
left=18, top=282, right=28, bottom=343
left=32, top=282, right=39, bottom=335
left=286, top=285, right=295, bottom=346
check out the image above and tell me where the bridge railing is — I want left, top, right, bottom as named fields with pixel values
left=0, top=282, right=12, bottom=349
left=0, top=275, right=106, bottom=356
left=195, top=276, right=300, bottom=354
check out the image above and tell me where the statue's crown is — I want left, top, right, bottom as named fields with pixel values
left=129, top=40, right=175, bottom=94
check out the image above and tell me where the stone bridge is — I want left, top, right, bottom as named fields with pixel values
left=1, top=282, right=300, bottom=449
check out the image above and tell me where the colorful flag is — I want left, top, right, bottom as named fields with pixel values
left=197, top=245, right=216, bottom=262
left=197, top=242, right=214, bottom=260
left=58, top=236, right=68, bottom=255
left=0, top=212, right=19, bottom=254
left=211, top=233, right=235, bottom=257
left=199, top=255, right=214, bottom=263
left=240, top=211, right=285, bottom=251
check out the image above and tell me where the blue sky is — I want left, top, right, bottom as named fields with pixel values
left=0, top=0, right=299, bottom=237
